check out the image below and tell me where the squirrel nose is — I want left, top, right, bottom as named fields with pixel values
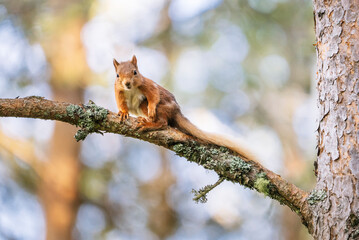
left=125, top=82, right=131, bottom=88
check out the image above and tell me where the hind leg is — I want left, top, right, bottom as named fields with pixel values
left=137, top=118, right=167, bottom=132
left=136, top=108, right=168, bottom=132
left=136, top=101, right=173, bottom=132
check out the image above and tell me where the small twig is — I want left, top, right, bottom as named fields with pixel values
left=192, top=177, right=225, bottom=203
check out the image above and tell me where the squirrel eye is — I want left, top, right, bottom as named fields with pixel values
left=133, top=70, right=137, bottom=75
left=116, top=74, right=119, bottom=78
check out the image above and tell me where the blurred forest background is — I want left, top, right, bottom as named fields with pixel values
left=0, top=0, right=316, bottom=239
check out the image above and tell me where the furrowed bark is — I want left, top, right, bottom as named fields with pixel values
left=0, top=96, right=311, bottom=225
left=312, top=0, right=359, bottom=238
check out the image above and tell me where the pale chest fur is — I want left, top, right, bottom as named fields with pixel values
left=124, top=87, right=146, bottom=116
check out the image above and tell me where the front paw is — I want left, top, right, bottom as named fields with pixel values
left=118, top=111, right=129, bottom=121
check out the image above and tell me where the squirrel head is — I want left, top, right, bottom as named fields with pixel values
left=113, top=55, right=141, bottom=90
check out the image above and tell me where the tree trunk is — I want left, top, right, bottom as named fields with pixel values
left=39, top=88, right=82, bottom=240
left=312, top=0, right=359, bottom=239
left=38, top=11, right=89, bottom=239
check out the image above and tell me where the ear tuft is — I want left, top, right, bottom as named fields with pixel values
left=131, top=55, right=137, bottom=68
left=113, top=58, right=119, bottom=69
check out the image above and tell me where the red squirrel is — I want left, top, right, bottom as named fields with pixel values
left=113, top=55, right=252, bottom=160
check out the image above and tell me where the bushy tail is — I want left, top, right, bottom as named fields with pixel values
left=174, top=113, right=254, bottom=160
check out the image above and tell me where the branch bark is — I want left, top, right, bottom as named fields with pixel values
left=0, top=96, right=312, bottom=226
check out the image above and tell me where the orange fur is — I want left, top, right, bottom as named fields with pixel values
left=113, top=56, right=253, bottom=160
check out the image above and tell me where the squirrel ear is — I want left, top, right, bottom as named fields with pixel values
left=131, top=55, right=137, bottom=68
left=113, top=58, right=119, bottom=69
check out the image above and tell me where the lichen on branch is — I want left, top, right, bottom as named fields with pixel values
left=307, top=190, right=327, bottom=206
left=66, top=101, right=108, bottom=141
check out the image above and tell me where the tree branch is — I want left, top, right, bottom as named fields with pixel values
left=0, top=96, right=312, bottom=226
